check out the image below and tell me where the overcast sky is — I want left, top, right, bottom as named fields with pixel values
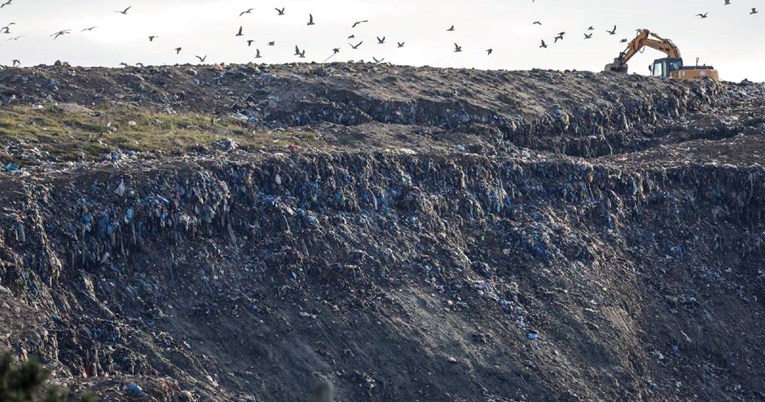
left=0, top=0, right=762, bottom=81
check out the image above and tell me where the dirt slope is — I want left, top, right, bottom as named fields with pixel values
left=0, top=64, right=764, bottom=401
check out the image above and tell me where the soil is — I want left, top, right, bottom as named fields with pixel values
left=0, top=63, right=764, bottom=401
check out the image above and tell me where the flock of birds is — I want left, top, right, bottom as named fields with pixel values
left=0, top=0, right=761, bottom=67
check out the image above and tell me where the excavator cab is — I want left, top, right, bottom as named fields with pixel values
left=650, top=57, right=719, bottom=81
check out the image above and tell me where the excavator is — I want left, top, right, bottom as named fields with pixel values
left=604, top=29, right=719, bottom=82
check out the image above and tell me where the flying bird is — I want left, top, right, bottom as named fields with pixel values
left=175, top=47, right=182, bottom=54
left=453, top=43, right=462, bottom=52
left=376, top=36, right=386, bottom=44
left=12, top=59, right=20, bottom=66
left=584, top=33, right=593, bottom=39
left=247, top=39, right=254, bottom=46
left=240, top=8, right=254, bottom=16
left=606, top=25, right=617, bottom=35
left=352, top=20, right=368, bottom=28
left=275, top=7, right=285, bottom=16
left=236, top=26, right=243, bottom=36
left=50, top=29, right=71, bottom=40
left=533, top=21, right=542, bottom=25
left=195, top=55, right=207, bottom=62
left=307, top=14, right=315, bottom=26
left=554, top=32, right=565, bottom=43
left=620, top=38, right=628, bottom=43
left=696, top=12, right=708, bottom=18
left=349, top=41, right=363, bottom=49
left=255, top=49, right=262, bottom=59
left=724, top=0, right=731, bottom=4
left=397, top=42, right=405, bottom=48
left=447, top=25, right=455, bottom=31
left=750, top=7, right=758, bottom=14
left=81, top=26, right=97, bottom=32
left=486, top=48, right=493, bottom=55
left=587, top=26, right=595, bottom=31
left=148, top=35, right=158, bottom=42
left=0, top=0, right=13, bottom=8
left=116, top=6, right=131, bottom=15
left=7, top=35, right=21, bottom=41
left=268, top=41, right=275, bottom=46
left=347, top=34, right=355, bottom=39
left=373, top=57, right=384, bottom=64
left=294, top=45, right=306, bottom=57
left=540, top=39, right=547, bottom=48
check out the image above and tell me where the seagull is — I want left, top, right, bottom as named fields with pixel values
left=255, top=49, right=262, bottom=59
left=116, top=6, right=131, bottom=15
left=620, top=38, right=628, bottom=43
left=352, top=20, right=368, bottom=28
left=750, top=7, right=758, bottom=14
left=175, top=47, right=182, bottom=54
left=540, top=39, right=547, bottom=48
left=247, top=40, right=254, bottom=46
left=554, top=32, right=565, bottom=43
left=376, top=36, right=386, bottom=44
left=584, top=33, right=593, bottom=39
left=349, top=41, right=363, bottom=49
left=486, top=48, right=493, bottom=55
left=724, top=0, right=731, bottom=4
left=533, top=21, right=542, bottom=25
left=587, top=26, right=595, bottom=31
left=81, top=26, right=97, bottom=32
left=307, top=14, right=315, bottom=26
left=373, top=57, right=384, bottom=64
left=294, top=45, right=306, bottom=57
left=148, top=35, right=158, bottom=42
left=453, top=43, right=462, bottom=52
left=7, top=35, right=21, bottom=41
left=275, top=7, right=285, bottom=16
left=267, top=41, right=275, bottom=46
left=696, top=12, right=708, bottom=18
left=239, top=8, right=254, bottom=17
left=12, top=59, right=20, bottom=66
left=50, top=29, right=71, bottom=40
left=1, top=0, right=13, bottom=8
left=195, top=55, right=207, bottom=63
left=236, top=26, right=243, bottom=36
left=397, top=42, right=405, bottom=48
left=606, top=25, right=617, bottom=35
left=348, top=34, right=355, bottom=39
left=447, top=25, right=455, bottom=31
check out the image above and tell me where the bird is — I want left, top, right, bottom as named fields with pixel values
left=486, top=48, right=493, bottom=55
left=584, top=33, right=593, bottom=39
left=275, top=7, right=285, bottom=16
left=236, top=26, right=243, bottom=36
left=7, top=35, right=21, bottom=41
left=12, top=59, right=20, bottom=66
left=347, top=34, right=355, bottom=39
left=533, top=21, right=542, bottom=25
left=116, top=6, right=131, bottom=15
left=540, top=39, right=547, bottom=48
left=195, top=55, right=207, bottom=63
left=148, top=35, right=158, bottom=42
left=453, top=43, right=462, bottom=52
left=376, top=36, right=386, bottom=44
left=81, top=26, right=97, bottom=32
left=696, top=12, right=708, bottom=18
left=294, top=45, right=306, bottom=58
left=397, top=42, right=405, bottom=48
left=307, top=14, right=315, bottom=26
left=447, top=25, right=455, bottom=31
left=174, top=47, right=182, bottom=54
left=620, top=38, right=628, bottom=43
left=751, top=7, right=758, bottom=14
left=247, top=40, right=254, bottom=46
left=50, top=29, right=71, bottom=40
left=349, top=41, right=363, bottom=49
left=724, top=0, right=731, bottom=5
left=255, top=49, right=262, bottom=59
left=1, top=0, right=13, bottom=8
left=332, top=48, right=340, bottom=54
left=373, top=57, right=384, bottom=64
left=268, top=41, right=275, bottom=46
left=352, top=20, right=368, bottom=28
left=239, top=8, right=254, bottom=17
left=554, top=32, right=565, bottom=43
left=587, top=26, right=595, bottom=31
left=606, top=25, right=617, bottom=35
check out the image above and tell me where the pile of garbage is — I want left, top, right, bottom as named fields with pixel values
left=0, top=64, right=764, bottom=401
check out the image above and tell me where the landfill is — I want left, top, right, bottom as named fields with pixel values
left=0, top=63, right=764, bottom=401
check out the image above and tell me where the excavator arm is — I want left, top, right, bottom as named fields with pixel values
left=605, top=29, right=681, bottom=73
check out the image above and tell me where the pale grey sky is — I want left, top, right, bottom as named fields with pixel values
left=0, top=0, right=762, bottom=81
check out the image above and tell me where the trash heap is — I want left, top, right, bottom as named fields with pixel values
left=0, top=65, right=764, bottom=401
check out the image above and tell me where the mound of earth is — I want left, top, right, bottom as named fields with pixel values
left=0, top=63, right=764, bottom=401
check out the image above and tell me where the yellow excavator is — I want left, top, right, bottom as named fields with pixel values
left=605, top=29, right=719, bottom=82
